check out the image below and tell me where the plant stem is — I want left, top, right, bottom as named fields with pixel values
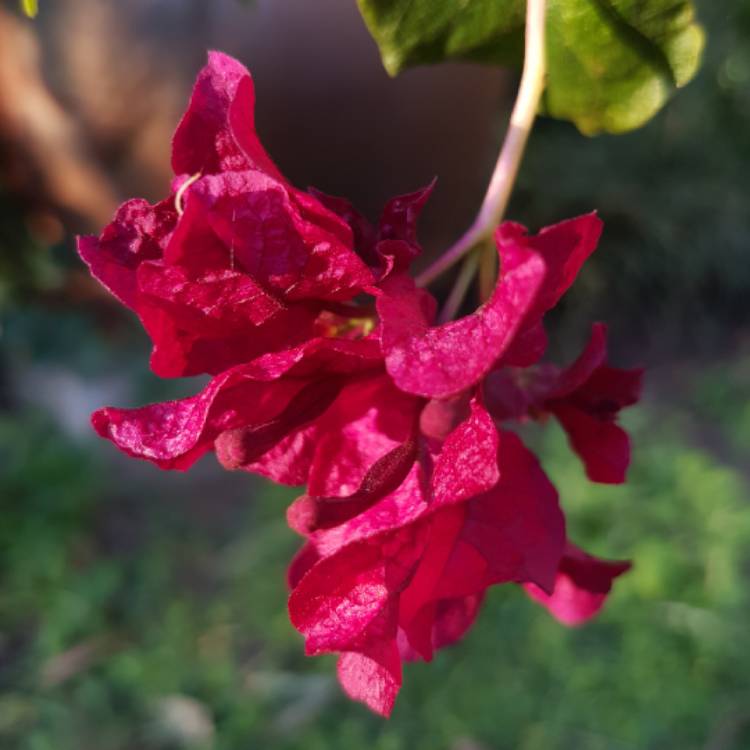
left=415, top=0, right=547, bottom=289
left=438, top=250, right=480, bottom=323
left=477, top=236, right=498, bottom=303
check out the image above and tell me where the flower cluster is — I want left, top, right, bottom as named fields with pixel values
left=80, top=52, right=642, bottom=716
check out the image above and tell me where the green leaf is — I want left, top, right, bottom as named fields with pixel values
left=356, top=0, right=705, bottom=134
left=20, top=0, right=38, bottom=18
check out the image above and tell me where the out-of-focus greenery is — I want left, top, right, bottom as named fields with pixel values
left=2, top=351, right=750, bottom=750
left=0, top=189, right=65, bottom=311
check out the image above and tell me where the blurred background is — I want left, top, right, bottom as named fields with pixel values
left=1, top=0, right=750, bottom=748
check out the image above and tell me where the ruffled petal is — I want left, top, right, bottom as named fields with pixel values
left=242, top=370, right=416, bottom=489
left=499, top=213, right=602, bottom=324
left=290, top=438, right=418, bottom=532
left=185, top=171, right=373, bottom=300
left=445, top=431, right=566, bottom=595
left=305, top=376, right=422, bottom=498
left=524, top=543, right=631, bottom=626
left=337, top=641, right=402, bottom=717
left=78, top=198, right=176, bottom=309
left=499, top=213, right=602, bottom=366
left=288, top=527, right=425, bottom=655
left=376, top=181, right=434, bottom=271
left=431, top=593, right=485, bottom=650
left=377, top=242, right=545, bottom=398
left=540, top=323, right=608, bottom=400
left=287, top=542, right=321, bottom=589
left=92, top=338, right=381, bottom=469
left=242, top=423, right=323, bottom=487
left=432, top=396, right=500, bottom=507
left=307, top=189, right=378, bottom=265
left=172, top=51, right=278, bottom=177
left=552, top=404, right=632, bottom=484
left=301, top=459, right=430, bottom=557
left=215, top=378, right=344, bottom=471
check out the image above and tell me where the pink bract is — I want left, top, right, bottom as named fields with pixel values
left=92, top=337, right=381, bottom=470
left=377, top=241, right=544, bottom=399
left=485, top=323, right=644, bottom=483
left=288, top=430, right=566, bottom=715
left=524, top=543, right=631, bottom=626
left=79, top=52, right=374, bottom=377
left=499, top=213, right=603, bottom=366
left=79, top=51, right=642, bottom=718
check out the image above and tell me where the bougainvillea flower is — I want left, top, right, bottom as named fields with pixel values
left=91, top=336, right=382, bottom=471
left=498, top=213, right=603, bottom=367
left=312, top=182, right=435, bottom=278
left=287, top=396, right=497, bottom=550
left=219, top=371, right=422, bottom=491
left=376, top=240, right=545, bottom=398
left=289, top=428, right=566, bottom=715
left=485, top=323, right=643, bottom=483
left=79, top=50, right=642, bottom=719
left=541, top=325, right=642, bottom=483
left=524, top=543, right=631, bottom=626
left=79, top=52, right=375, bottom=377
left=171, top=49, right=283, bottom=180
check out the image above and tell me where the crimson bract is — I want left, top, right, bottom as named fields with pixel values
left=79, top=51, right=642, bottom=716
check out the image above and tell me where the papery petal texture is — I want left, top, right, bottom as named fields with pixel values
left=288, top=525, right=426, bottom=655
left=172, top=50, right=281, bottom=178
left=524, top=543, right=631, bottom=626
left=377, top=241, right=545, bottom=398
left=311, top=181, right=433, bottom=277
left=543, top=325, right=643, bottom=483
left=485, top=324, right=643, bottom=484
left=78, top=199, right=176, bottom=310
left=79, top=52, right=373, bottom=378
left=499, top=213, right=602, bottom=366
left=79, top=48, right=643, bottom=719
left=187, top=171, right=373, bottom=301
left=249, top=374, right=422, bottom=513
left=431, top=396, right=500, bottom=507
left=337, top=642, right=402, bottom=717
left=297, top=397, right=499, bottom=557
left=92, top=338, right=381, bottom=470
left=289, top=429, right=566, bottom=701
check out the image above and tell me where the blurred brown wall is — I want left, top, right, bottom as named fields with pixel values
left=2, top=0, right=512, bottom=259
